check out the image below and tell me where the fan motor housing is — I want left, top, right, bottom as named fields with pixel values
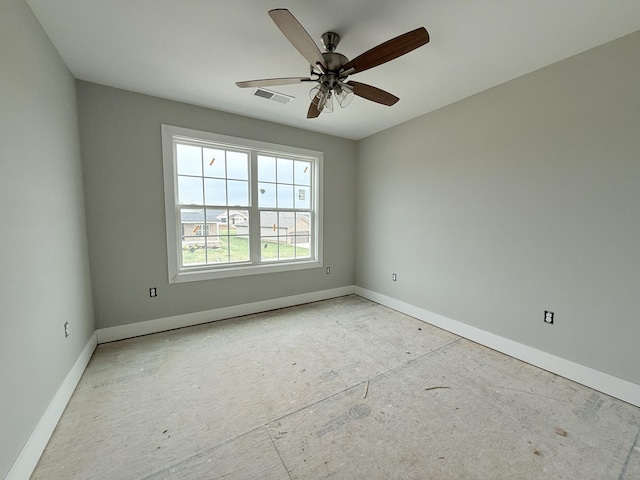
left=322, top=52, right=348, bottom=72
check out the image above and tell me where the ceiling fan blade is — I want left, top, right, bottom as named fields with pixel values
left=269, top=9, right=327, bottom=70
left=307, top=92, right=322, bottom=118
left=346, top=81, right=399, bottom=106
left=341, top=27, right=429, bottom=75
left=236, top=77, right=313, bottom=88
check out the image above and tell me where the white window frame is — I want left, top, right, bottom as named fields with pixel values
left=162, top=124, right=323, bottom=283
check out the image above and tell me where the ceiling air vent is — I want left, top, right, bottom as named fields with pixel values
left=252, top=88, right=294, bottom=104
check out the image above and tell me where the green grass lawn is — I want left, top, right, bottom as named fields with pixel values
left=182, top=236, right=309, bottom=265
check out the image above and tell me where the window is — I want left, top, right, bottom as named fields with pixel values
left=162, top=125, right=323, bottom=282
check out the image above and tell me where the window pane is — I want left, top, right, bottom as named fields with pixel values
left=278, top=212, right=294, bottom=235
left=181, top=208, right=205, bottom=232
left=261, top=211, right=278, bottom=234
left=227, top=151, right=248, bottom=180
left=203, top=148, right=226, bottom=178
left=294, top=160, right=311, bottom=186
left=261, top=237, right=279, bottom=261
left=207, top=237, right=229, bottom=264
left=227, top=180, right=249, bottom=206
left=229, top=236, right=250, bottom=262
left=182, top=239, right=207, bottom=266
left=229, top=209, right=249, bottom=233
left=277, top=158, right=294, bottom=184
left=280, top=237, right=296, bottom=260
left=219, top=215, right=231, bottom=236
left=258, top=182, right=276, bottom=208
left=258, top=155, right=276, bottom=182
left=205, top=234, right=222, bottom=253
left=176, top=144, right=202, bottom=176
left=205, top=208, right=225, bottom=226
left=277, top=184, right=294, bottom=208
left=204, top=178, right=226, bottom=205
left=178, top=176, right=203, bottom=205
left=295, top=243, right=310, bottom=258
left=205, top=208, right=222, bottom=248
left=295, top=212, right=310, bottom=238
left=181, top=209, right=206, bottom=265
left=295, top=186, right=310, bottom=209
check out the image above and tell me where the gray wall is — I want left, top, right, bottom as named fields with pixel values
left=0, top=0, right=95, bottom=477
left=356, top=31, right=640, bottom=384
left=1, top=2, right=637, bottom=474
left=76, top=82, right=357, bottom=329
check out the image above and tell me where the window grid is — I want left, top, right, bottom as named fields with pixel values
left=257, top=154, right=312, bottom=262
left=164, top=126, right=321, bottom=281
left=176, top=142, right=251, bottom=268
left=259, top=211, right=311, bottom=262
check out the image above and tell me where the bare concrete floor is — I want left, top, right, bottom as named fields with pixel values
left=32, top=295, right=640, bottom=479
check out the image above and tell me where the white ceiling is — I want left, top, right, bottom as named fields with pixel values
left=26, top=0, right=640, bottom=140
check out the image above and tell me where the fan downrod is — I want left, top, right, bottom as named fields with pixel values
left=321, top=32, right=340, bottom=52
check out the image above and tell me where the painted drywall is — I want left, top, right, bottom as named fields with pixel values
left=77, top=82, right=357, bottom=329
left=0, top=0, right=95, bottom=477
left=356, top=31, right=640, bottom=385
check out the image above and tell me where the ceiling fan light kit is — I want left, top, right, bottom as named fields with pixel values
left=334, top=82, right=355, bottom=108
left=309, top=84, right=334, bottom=114
left=236, top=9, right=429, bottom=119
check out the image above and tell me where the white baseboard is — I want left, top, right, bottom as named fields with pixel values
left=355, top=287, right=640, bottom=408
left=96, top=286, right=356, bottom=344
left=6, top=332, right=97, bottom=480
left=7, top=287, right=355, bottom=479
left=11, top=285, right=635, bottom=480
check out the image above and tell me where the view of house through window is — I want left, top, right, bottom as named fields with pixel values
left=162, top=125, right=322, bottom=282
left=257, top=154, right=312, bottom=262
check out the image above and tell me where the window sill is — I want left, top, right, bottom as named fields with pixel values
left=169, top=259, right=323, bottom=283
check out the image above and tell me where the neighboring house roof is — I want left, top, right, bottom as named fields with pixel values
left=180, top=209, right=226, bottom=223
left=237, top=212, right=309, bottom=229
left=181, top=210, right=205, bottom=223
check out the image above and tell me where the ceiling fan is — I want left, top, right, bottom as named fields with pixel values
left=236, top=9, right=430, bottom=119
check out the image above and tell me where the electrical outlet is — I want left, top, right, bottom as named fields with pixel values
left=150, top=287, right=157, bottom=298
left=64, top=322, right=69, bottom=338
left=392, top=273, right=397, bottom=281
left=544, top=310, right=554, bottom=324
left=326, top=267, right=331, bottom=274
